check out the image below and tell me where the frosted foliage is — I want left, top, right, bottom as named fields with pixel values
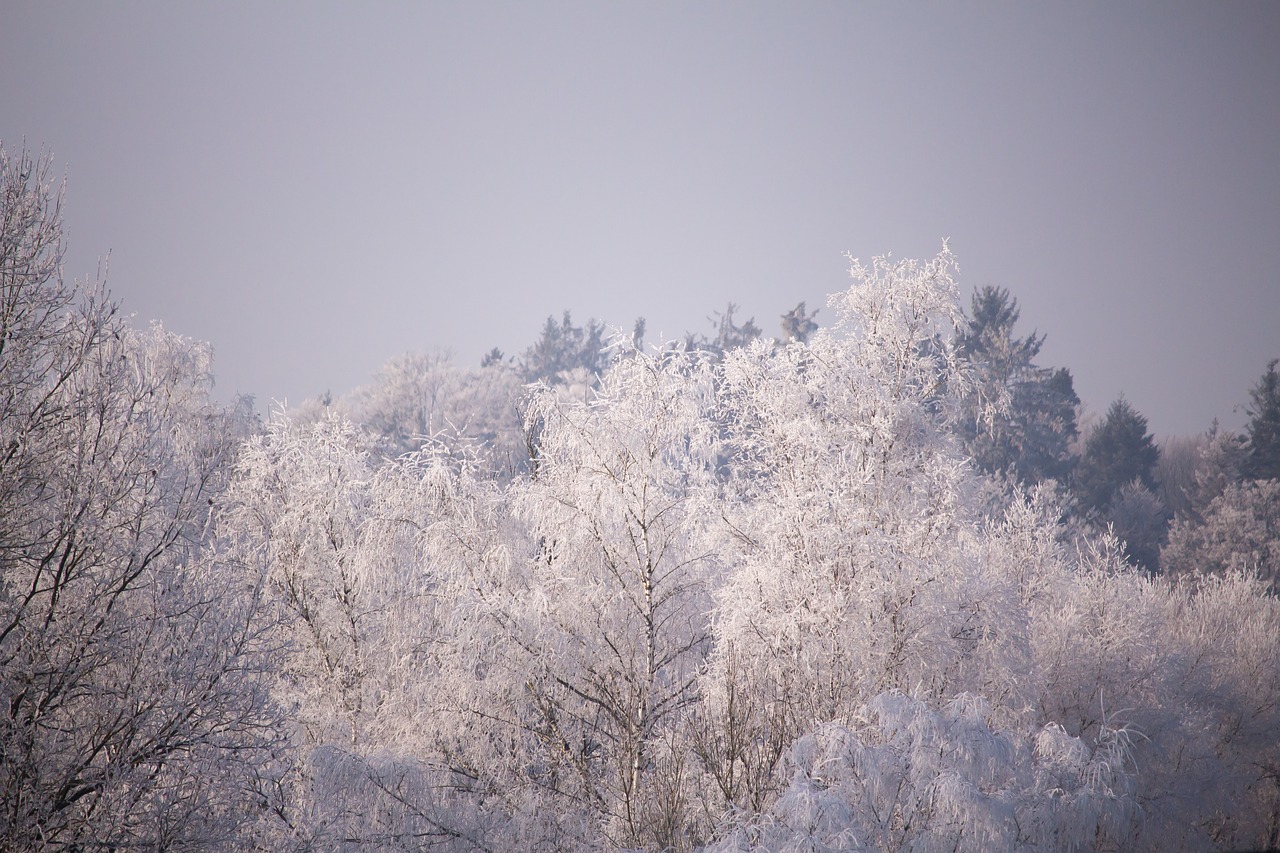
left=714, top=561, right=1280, bottom=853
left=1030, top=542, right=1280, bottom=851
left=1160, top=574, right=1280, bottom=849
left=469, top=349, right=724, bottom=850
left=17, top=181, right=1280, bottom=852
left=1162, top=478, right=1280, bottom=593
left=709, top=249, right=975, bottom=739
left=827, top=249, right=966, bottom=403
left=342, top=350, right=527, bottom=472
left=707, top=692, right=1137, bottom=853
left=220, top=410, right=510, bottom=848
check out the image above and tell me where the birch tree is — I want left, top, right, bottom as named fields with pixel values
left=706, top=249, right=977, bottom=770
left=467, top=347, right=723, bottom=850
left=221, top=410, right=501, bottom=849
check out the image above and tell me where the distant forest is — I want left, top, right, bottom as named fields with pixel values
left=4, top=145, right=1279, bottom=851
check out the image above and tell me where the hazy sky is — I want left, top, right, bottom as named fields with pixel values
left=3, top=1, right=1278, bottom=437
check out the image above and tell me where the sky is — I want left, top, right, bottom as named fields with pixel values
left=2, top=1, right=1278, bottom=438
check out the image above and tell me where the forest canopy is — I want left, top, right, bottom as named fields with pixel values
left=3, top=145, right=1279, bottom=852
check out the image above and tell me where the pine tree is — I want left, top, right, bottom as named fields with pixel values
left=682, top=303, right=763, bottom=357
left=1244, top=359, right=1280, bottom=481
left=956, top=286, right=1079, bottom=485
left=520, top=310, right=608, bottom=383
left=779, top=301, right=818, bottom=343
left=1073, top=397, right=1159, bottom=515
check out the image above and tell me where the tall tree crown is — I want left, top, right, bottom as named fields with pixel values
left=1074, top=397, right=1160, bottom=513
left=958, top=285, right=1044, bottom=366
left=520, top=310, right=609, bottom=383
left=955, top=285, right=1079, bottom=485
left=1245, top=358, right=1280, bottom=481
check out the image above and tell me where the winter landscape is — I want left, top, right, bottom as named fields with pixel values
left=3, top=144, right=1279, bottom=850
left=3, top=4, right=1279, bottom=851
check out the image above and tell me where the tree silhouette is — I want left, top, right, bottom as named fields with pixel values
left=1074, top=397, right=1159, bottom=515
left=1244, top=358, right=1280, bottom=481
left=956, top=286, right=1079, bottom=485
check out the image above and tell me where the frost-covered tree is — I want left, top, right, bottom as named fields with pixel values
left=1180, top=424, right=1248, bottom=525
left=1071, top=398, right=1164, bottom=569
left=459, top=348, right=723, bottom=850
left=0, top=145, right=280, bottom=851
left=956, top=286, right=1079, bottom=486
left=1104, top=479, right=1168, bottom=572
left=1154, top=432, right=1206, bottom=521
left=227, top=414, right=390, bottom=751
left=1162, top=479, right=1280, bottom=593
left=342, top=349, right=527, bottom=472
left=702, top=248, right=983, bottom=813
left=220, top=408, right=510, bottom=849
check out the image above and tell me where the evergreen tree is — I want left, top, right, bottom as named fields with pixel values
left=779, top=301, right=818, bottom=343
left=520, top=310, right=609, bottom=384
left=956, top=286, right=1079, bottom=485
left=1073, top=397, right=1160, bottom=515
left=1179, top=423, right=1248, bottom=524
left=1244, top=358, right=1280, bottom=481
left=682, top=303, right=762, bottom=358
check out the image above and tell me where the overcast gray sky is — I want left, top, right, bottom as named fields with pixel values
left=3, top=1, right=1278, bottom=437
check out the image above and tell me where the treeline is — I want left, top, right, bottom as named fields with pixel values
left=3, top=146, right=1279, bottom=851
left=321, top=271, right=1280, bottom=596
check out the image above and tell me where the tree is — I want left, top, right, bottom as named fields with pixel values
left=1104, top=479, right=1168, bottom=573
left=955, top=286, right=1079, bottom=486
left=1072, top=397, right=1159, bottom=515
left=1071, top=398, right=1164, bottom=569
left=1154, top=432, right=1207, bottom=520
left=1244, top=358, right=1280, bottom=481
left=341, top=349, right=527, bottom=473
left=703, top=248, right=986, bottom=817
left=0, top=145, right=280, bottom=850
left=1179, top=424, right=1248, bottom=524
left=778, top=301, right=818, bottom=343
left=466, top=348, right=723, bottom=850
left=520, top=311, right=609, bottom=384
left=681, top=303, right=762, bottom=358
left=221, top=405, right=555, bottom=850
left=1162, top=479, right=1280, bottom=594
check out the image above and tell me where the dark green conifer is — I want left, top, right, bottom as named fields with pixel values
left=1074, top=397, right=1160, bottom=514
left=1244, top=359, right=1280, bottom=481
